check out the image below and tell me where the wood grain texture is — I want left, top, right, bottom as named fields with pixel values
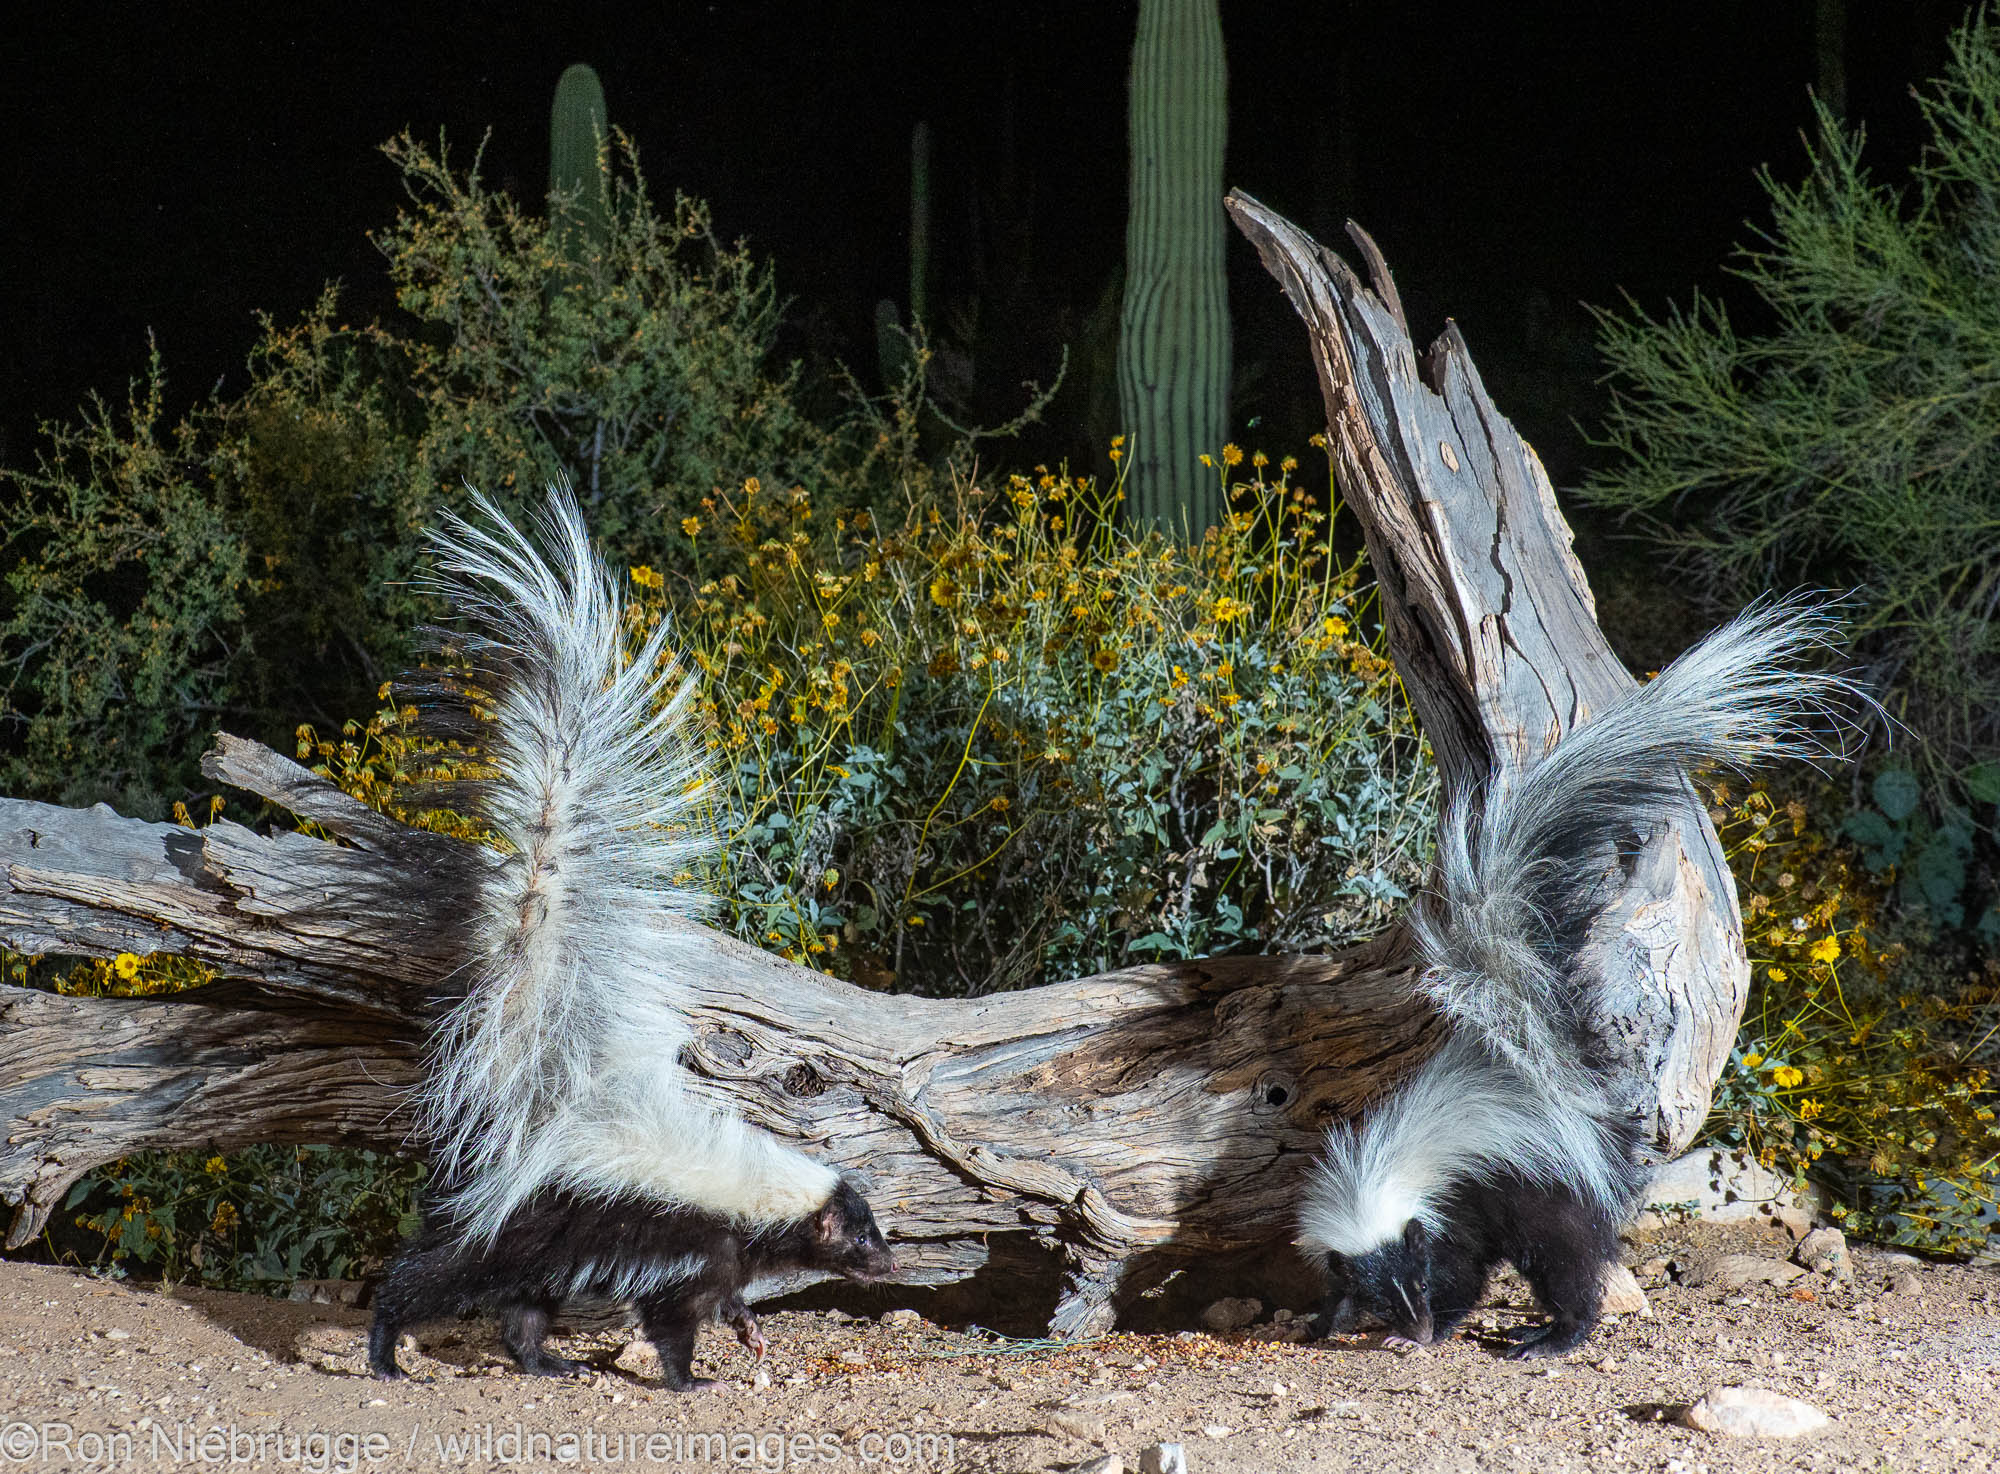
left=0, top=202, right=1749, bottom=1331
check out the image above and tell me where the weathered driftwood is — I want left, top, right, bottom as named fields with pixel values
left=0, top=201, right=1749, bottom=1334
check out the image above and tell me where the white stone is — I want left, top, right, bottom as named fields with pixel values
left=1681, top=1384, right=1830, bottom=1438
left=1074, top=1457, right=1123, bottom=1474
left=612, top=1338, right=659, bottom=1378
left=1139, top=1445, right=1189, bottom=1474
left=1646, top=1148, right=1823, bottom=1222
left=1599, top=1263, right=1653, bottom=1316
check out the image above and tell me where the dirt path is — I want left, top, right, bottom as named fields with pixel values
left=0, top=1221, right=1995, bottom=1472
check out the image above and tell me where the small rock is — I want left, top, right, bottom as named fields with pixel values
left=1889, top=1270, right=1923, bottom=1297
left=1767, top=1204, right=1814, bottom=1240
left=1201, top=1424, right=1233, bottom=1439
left=1599, top=1263, right=1653, bottom=1317
left=751, top=1366, right=771, bottom=1391
left=1794, top=1227, right=1853, bottom=1282
left=1681, top=1254, right=1806, bottom=1290
left=1138, top=1445, right=1189, bottom=1474
left=103, top=1329, right=132, bottom=1341
left=1882, top=1251, right=1923, bottom=1269
left=987, top=1374, right=1016, bottom=1391
left=1199, top=1297, right=1262, bottom=1333
left=1681, top=1385, right=1830, bottom=1439
left=613, top=1338, right=660, bottom=1379
left=879, top=1307, right=923, bottom=1327
left=1073, top=1457, right=1123, bottom=1474
left=1048, top=1410, right=1106, bottom=1443
left=1632, top=1256, right=1671, bottom=1281
left=836, top=1348, right=867, bottom=1366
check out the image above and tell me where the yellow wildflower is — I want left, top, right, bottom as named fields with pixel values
left=1212, top=596, right=1252, bottom=623
left=1809, top=936, right=1841, bottom=965
left=1221, top=444, right=1244, bottom=467
left=203, top=1156, right=227, bottom=1175
left=1772, top=1065, right=1804, bottom=1088
left=681, top=516, right=702, bottom=538
left=112, top=953, right=142, bottom=981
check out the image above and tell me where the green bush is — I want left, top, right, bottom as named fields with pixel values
left=60, top=1146, right=422, bottom=1292
left=1582, top=11, right=2000, bottom=815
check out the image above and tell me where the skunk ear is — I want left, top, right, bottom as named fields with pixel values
left=813, top=1198, right=845, bottom=1241
left=1402, top=1217, right=1425, bottom=1254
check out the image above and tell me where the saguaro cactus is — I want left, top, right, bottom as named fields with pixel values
left=1118, top=0, right=1231, bottom=531
left=548, top=63, right=610, bottom=250
left=877, top=120, right=932, bottom=390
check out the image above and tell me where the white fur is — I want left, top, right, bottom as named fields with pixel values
left=416, top=488, right=838, bottom=1244
left=1301, top=598, right=1866, bottom=1255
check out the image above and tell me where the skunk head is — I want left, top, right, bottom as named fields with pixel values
left=1316, top=1217, right=1435, bottom=1346
left=805, top=1180, right=895, bottom=1283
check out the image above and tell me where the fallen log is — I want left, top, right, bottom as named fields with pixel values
left=0, top=199, right=1751, bottom=1334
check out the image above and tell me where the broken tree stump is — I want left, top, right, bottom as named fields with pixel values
left=0, top=200, right=1751, bottom=1335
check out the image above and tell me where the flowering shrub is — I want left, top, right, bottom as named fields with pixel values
left=1702, top=778, right=2000, bottom=1254
left=642, top=446, right=1434, bottom=993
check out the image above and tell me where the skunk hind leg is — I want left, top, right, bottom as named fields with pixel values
left=368, top=1238, right=477, bottom=1379
left=499, top=1300, right=592, bottom=1377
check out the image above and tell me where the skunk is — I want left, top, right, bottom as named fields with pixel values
left=1298, top=601, right=1856, bottom=1359
left=368, top=488, right=892, bottom=1382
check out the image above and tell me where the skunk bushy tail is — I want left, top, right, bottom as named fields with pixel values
left=412, top=489, right=837, bottom=1245
left=1300, top=599, right=1857, bottom=1256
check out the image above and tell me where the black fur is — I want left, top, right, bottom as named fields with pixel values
left=1315, top=1131, right=1646, bottom=1360
left=369, top=1179, right=892, bottom=1385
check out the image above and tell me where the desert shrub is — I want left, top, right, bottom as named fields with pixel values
left=0, top=351, right=251, bottom=813
left=649, top=445, right=1434, bottom=993
left=1583, top=11, right=2000, bottom=930
left=0, top=130, right=912, bottom=810
left=1701, top=777, right=2000, bottom=1255
left=367, top=130, right=901, bottom=569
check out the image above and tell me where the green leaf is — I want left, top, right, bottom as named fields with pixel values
left=1842, top=809, right=1896, bottom=848
left=1963, top=760, right=2000, bottom=805
left=1873, top=769, right=1922, bottom=823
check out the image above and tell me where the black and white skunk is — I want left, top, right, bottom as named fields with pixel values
left=368, top=489, right=892, bottom=1383
left=1298, top=602, right=1855, bottom=1360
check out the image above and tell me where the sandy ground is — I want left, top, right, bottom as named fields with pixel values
left=0, top=1220, right=1995, bottom=1473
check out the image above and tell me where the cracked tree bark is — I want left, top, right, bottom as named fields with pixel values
left=0, top=200, right=1750, bottom=1335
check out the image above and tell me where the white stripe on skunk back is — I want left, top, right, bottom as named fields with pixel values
left=1299, top=598, right=1859, bottom=1259
left=416, top=489, right=838, bottom=1244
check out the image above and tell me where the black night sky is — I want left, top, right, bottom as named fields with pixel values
left=0, top=3, right=1967, bottom=486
